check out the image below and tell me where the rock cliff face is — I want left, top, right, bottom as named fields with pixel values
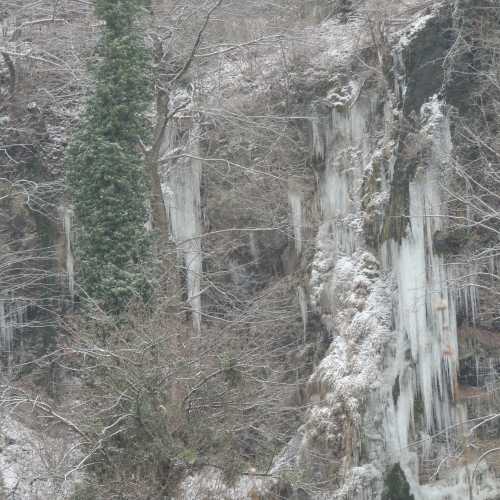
left=173, top=2, right=500, bottom=499
left=1, top=1, right=500, bottom=498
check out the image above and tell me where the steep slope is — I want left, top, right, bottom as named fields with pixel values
left=1, top=1, right=500, bottom=498
left=174, top=1, right=500, bottom=499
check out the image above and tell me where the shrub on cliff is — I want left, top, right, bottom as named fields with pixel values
left=66, top=0, right=152, bottom=313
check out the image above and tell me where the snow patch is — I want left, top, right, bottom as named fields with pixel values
left=0, top=416, right=81, bottom=499
left=178, top=467, right=267, bottom=500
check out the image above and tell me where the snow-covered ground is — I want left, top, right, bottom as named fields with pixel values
left=0, top=415, right=80, bottom=499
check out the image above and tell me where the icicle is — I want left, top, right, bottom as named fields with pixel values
left=449, top=259, right=480, bottom=326
left=383, top=97, right=459, bottom=439
left=0, top=297, right=17, bottom=355
left=15, top=304, right=25, bottom=329
left=314, top=98, right=375, bottom=260
left=297, top=286, right=308, bottom=343
left=288, top=189, right=304, bottom=255
left=248, top=233, right=259, bottom=262
left=63, top=206, right=75, bottom=301
left=165, top=125, right=203, bottom=334
left=311, top=117, right=324, bottom=160
left=0, top=299, right=12, bottom=353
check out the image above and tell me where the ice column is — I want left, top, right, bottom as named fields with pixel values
left=164, top=125, right=203, bottom=334
left=288, top=189, right=304, bottom=256
left=0, top=300, right=13, bottom=353
left=315, top=100, right=375, bottom=257
left=63, top=206, right=75, bottom=301
left=385, top=97, right=458, bottom=439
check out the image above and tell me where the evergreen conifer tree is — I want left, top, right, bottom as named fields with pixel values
left=66, top=0, right=152, bottom=313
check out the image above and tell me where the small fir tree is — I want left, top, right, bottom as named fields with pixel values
left=66, top=0, right=153, bottom=313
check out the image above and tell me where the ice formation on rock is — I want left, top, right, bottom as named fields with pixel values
left=0, top=299, right=14, bottom=354
left=0, top=299, right=27, bottom=356
left=289, top=188, right=305, bottom=256
left=384, top=97, right=458, bottom=434
left=182, top=4, right=500, bottom=499
left=287, top=94, right=394, bottom=498
left=163, top=125, right=203, bottom=334
left=287, top=84, right=499, bottom=500
left=63, top=205, right=75, bottom=301
left=297, top=285, right=308, bottom=342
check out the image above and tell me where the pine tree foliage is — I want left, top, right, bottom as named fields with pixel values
left=66, top=0, right=153, bottom=313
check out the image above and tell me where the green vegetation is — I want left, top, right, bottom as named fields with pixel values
left=392, top=375, right=400, bottom=406
left=432, top=228, right=466, bottom=255
left=382, top=463, right=415, bottom=500
left=66, top=0, right=152, bottom=313
left=413, top=397, right=425, bottom=420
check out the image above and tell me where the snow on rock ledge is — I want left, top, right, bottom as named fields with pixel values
left=0, top=416, right=80, bottom=499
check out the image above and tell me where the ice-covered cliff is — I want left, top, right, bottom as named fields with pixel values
left=2, top=1, right=500, bottom=498
left=174, top=1, right=500, bottom=499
